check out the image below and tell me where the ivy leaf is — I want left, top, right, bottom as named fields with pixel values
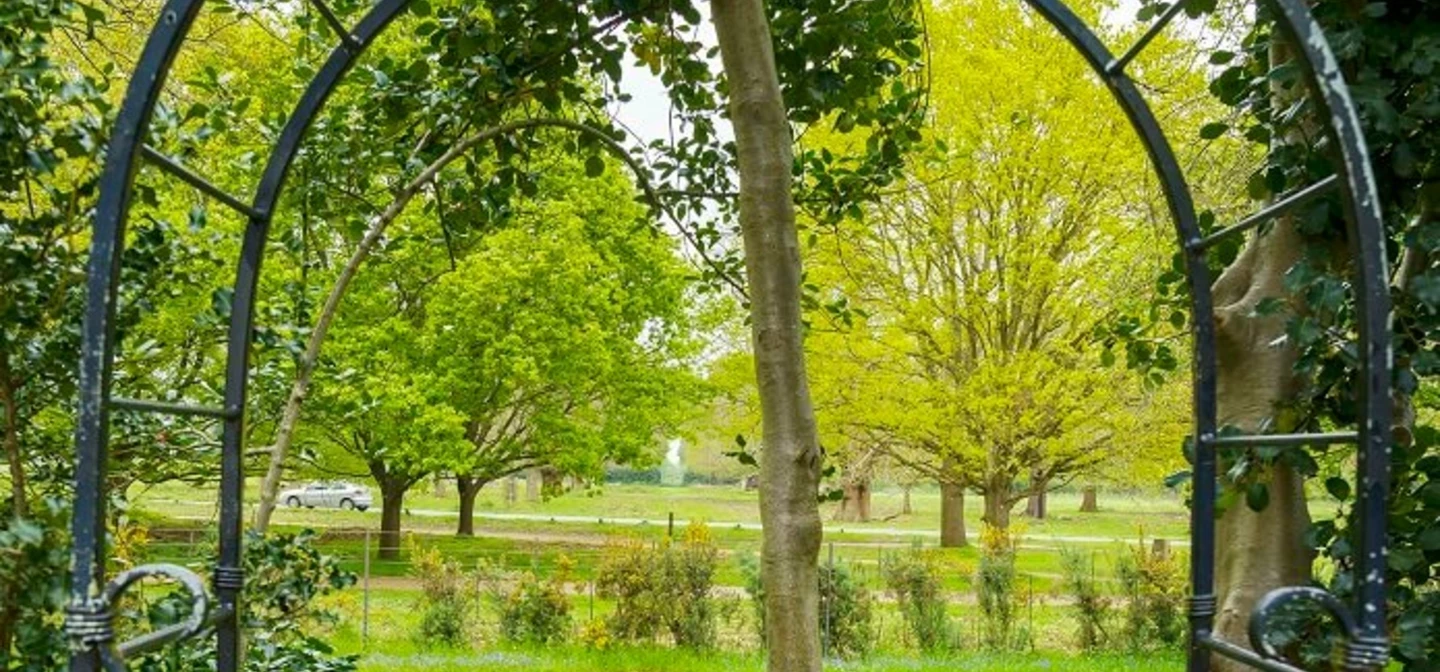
left=1199, top=122, right=1228, bottom=139
left=1418, top=524, right=1440, bottom=551
left=1246, top=482, right=1270, bottom=512
left=585, top=154, right=605, bottom=178
left=1163, top=470, right=1191, bottom=489
left=1324, top=476, right=1351, bottom=501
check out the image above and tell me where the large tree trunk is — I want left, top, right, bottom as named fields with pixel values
left=370, top=463, right=414, bottom=560
left=714, top=4, right=824, bottom=672
left=1024, top=472, right=1047, bottom=520
left=901, top=484, right=912, bottom=515
left=525, top=468, right=540, bottom=502
left=456, top=476, right=485, bottom=537
left=1079, top=486, right=1098, bottom=513
left=940, top=482, right=967, bottom=548
left=1210, top=189, right=1310, bottom=668
left=378, top=486, right=406, bottom=561
left=834, top=479, right=871, bottom=523
left=982, top=490, right=1011, bottom=531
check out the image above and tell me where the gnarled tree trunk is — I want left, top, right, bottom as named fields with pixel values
left=834, top=478, right=871, bottom=522
left=1210, top=203, right=1311, bottom=670
left=714, top=3, right=824, bottom=671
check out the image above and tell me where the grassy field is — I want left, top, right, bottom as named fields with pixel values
left=124, top=480, right=1198, bottom=669
left=128, top=479, right=1192, bottom=542
left=130, top=481, right=1190, bottom=596
left=347, top=647, right=1184, bottom=672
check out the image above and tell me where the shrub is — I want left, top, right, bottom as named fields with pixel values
left=1059, top=547, right=1111, bottom=651
left=410, top=539, right=474, bottom=647
left=0, top=499, right=68, bottom=670
left=976, top=524, right=1025, bottom=651
left=1115, top=539, right=1186, bottom=652
left=495, top=559, right=572, bottom=644
left=595, top=521, right=718, bottom=649
left=664, top=524, right=720, bottom=648
left=740, top=551, right=874, bottom=658
left=134, top=529, right=359, bottom=671
left=881, top=546, right=952, bottom=652
left=820, top=561, right=875, bottom=658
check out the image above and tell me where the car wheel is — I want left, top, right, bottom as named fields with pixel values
left=286, top=496, right=301, bottom=508
left=340, top=498, right=355, bottom=511
left=357, top=506, right=368, bottom=512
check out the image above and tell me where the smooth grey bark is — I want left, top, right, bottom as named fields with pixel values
left=713, top=3, right=824, bottom=671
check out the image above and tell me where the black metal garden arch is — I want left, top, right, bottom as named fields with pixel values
left=63, top=0, right=1392, bottom=670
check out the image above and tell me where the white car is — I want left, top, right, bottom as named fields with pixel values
left=279, top=482, right=372, bottom=511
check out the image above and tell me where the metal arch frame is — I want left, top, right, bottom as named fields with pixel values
left=65, top=0, right=1390, bottom=671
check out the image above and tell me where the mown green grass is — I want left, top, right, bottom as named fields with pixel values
left=128, top=480, right=1192, bottom=543
left=349, top=645, right=1183, bottom=672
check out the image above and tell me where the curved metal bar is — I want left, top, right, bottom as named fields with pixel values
left=1262, top=4, right=1392, bottom=667
left=215, top=1, right=409, bottom=663
left=1248, top=586, right=1357, bottom=662
left=1017, top=3, right=1220, bottom=669
left=68, top=1, right=207, bottom=671
left=103, top=564, right=211, bottom=659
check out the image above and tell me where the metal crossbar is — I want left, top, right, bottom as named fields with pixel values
left=1188, top=175, right=1341, bottom=251
left=109, top=397, right=239, bottom=419
left=306, top=0, right=362, bottom=52
left=140, top=146, right=264, bottom=220
left=1204, top=431, right=1358, bottom=448
left=1106, top=0, right=1191, bottom=76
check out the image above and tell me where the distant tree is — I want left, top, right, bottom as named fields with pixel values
left=424, top=160, right=699, bottom=536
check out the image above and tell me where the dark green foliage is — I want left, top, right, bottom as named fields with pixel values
left=881, top=547, right=952, bottom=653
left=1133, top=0, right=1440, bottom=666
left=132, top=530, right=357, bottom=671
left=0, top=500, right=68, bottom=670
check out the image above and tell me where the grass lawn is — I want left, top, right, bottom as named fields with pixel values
left=349, top=646, right=1184, bottom=672
left=129, top=481, right=1197, bottom=597
left=128, top=480, right=1193, bottom=544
